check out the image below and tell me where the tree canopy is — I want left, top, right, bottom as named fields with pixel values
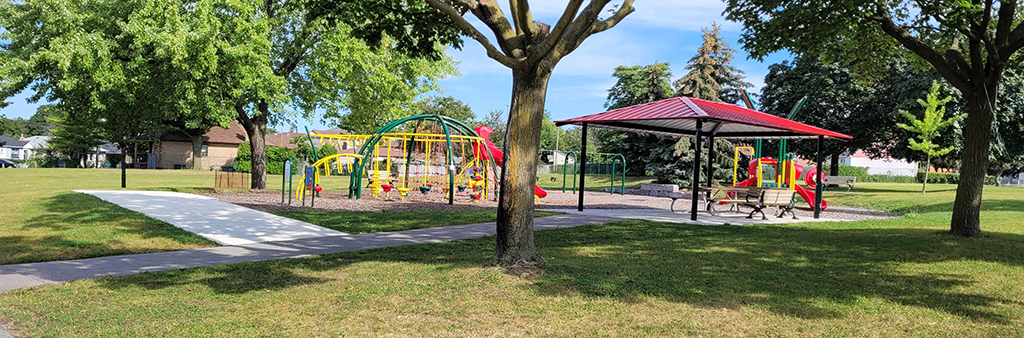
left=725, top=0, right=1024, bottom=236
left=674, top=24, right=751, bottom=103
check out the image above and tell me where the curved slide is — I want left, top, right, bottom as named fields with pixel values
left=736, top=161, right=827, bottom=209
left=473, top=126, right=548, bottom=198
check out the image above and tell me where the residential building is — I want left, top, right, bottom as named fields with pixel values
left=0, top=135, right=28, bottom=160
left=839, top=150, right=918, bottom=176
left=151, top=121, right=248, bottom=170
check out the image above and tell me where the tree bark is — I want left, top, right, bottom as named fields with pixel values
left=188, top=133, right=203, bottom=170
left=495, top=69, right=551, bottom=264
left=829, top=150, right=841, bottom=176
left=237, top=102, right=269, bottom=190
left=950, top=90, right=995, bottom=237
left=923, top=156, right=930, bottom=193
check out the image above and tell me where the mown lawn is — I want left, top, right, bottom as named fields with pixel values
left=270, top=209, right=559, bottom=234
left=2, top=182, right=1022, bottom=336
left=0, top=169, right=515, bottom=265
left=536, top=173, right=656, bottom=192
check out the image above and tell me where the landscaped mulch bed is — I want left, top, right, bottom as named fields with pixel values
left=207, top=189, right=895, bottom=221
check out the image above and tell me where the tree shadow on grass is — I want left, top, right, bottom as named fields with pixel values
left=533, top=222, right=1024, bottom=323
left=94, top=220, right=1024, bottom=324
left=1, top=192, right=214, bottom=264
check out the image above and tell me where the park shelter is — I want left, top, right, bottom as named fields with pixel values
left=554, top=96, right=852, bottom=220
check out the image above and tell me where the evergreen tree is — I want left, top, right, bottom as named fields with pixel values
left=673, top=24, right=751, bottom=103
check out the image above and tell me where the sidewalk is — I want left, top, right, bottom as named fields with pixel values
left=77, top=190, right=347, bottom=245
left=0, top=213, right=616, bottom=293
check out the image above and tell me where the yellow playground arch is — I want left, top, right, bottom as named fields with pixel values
left=294, top=153, right=364, bottom=198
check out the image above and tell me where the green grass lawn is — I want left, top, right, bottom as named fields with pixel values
left=0, top=169, right=520, bottom=265
left=536, top=173, right=656, bottom=192
left=270, top=209, right=559, bottom=234
left=2, top=181, right=1022, bottom=336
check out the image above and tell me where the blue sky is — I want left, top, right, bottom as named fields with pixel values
left=0, top=0, right=790, bottom=130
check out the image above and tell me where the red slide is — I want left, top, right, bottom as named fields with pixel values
left=736, top=162, right=827, bottom=209
left=473, top=126, right=548, bottom=198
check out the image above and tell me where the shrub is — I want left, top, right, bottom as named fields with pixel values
left=913, top=172, right=999, bottom=185
left=233, top=143, right=296, bottom=175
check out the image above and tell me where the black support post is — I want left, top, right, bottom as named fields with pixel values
left=690, top=120, right=703, bottom=221
left=815, top=135, right=824, bottom=218
left=578, top=123, right=588, bottom=212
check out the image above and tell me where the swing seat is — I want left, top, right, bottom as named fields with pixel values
left=419, top=186, right=432, bottom=194
left=397, top=188, right=409, bottom=196
left=457, top=185, right=467, bottom=192
left=381, top=184, right=393, bottom=192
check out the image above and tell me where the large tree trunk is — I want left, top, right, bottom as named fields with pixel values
left=495, top=69, right=551, bottom=263
left=950, top=90, right=995, bottom=237
left=236, top=102, right=269, bottom=189
left=829, top=150, right=841, bottom=176
left=188, top=133, right=203, bottom=170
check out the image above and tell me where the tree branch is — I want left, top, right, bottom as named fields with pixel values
left=591, top=0, right=634, bottom=34
left=995, top=0, right=1015, bottom=47
left=473, top=0, right=523, bottom=58
left=508, top=0, right=538, bottom=42
left=533, top=0, right=583, bottom=57
left=424, top=0, right=524, bottom=69
left=868, top=7, right=972, bottom=91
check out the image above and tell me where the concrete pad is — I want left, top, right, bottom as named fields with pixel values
left=75, top=190, right=347, bottom=245
left=542, top=208, right=852, bottom=226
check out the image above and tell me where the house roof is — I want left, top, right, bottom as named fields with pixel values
left=310, top=127, right=351, bottom=135
left=554, top=96, right=852, bottom=140
left=0, top=135, right=28, bottom=148
left=157, top=121, right=248, bottom=145
left=266, top=132, right=305, bottom=149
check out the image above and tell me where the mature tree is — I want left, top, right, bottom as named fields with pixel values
left=425, top=0, right=635, bottom=263
left=0, top=0, right=207, bottom=185
left=674, top=24, right=751, bottom=103
left=420, top=96, right=476, bottom=123
left=725, top=0, right=1024, bottom=236
left=599, top=63, right=675, bottom=176
left=206, top=1, right=459, bottom=185
left=898, top=81, right=963, bottom=193
left=46, top=110, right=107, bottom=168
left=760, top=55, right=879, bottom=175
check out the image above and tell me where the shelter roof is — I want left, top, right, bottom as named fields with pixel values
left=554, top=97, right=851, bottom=140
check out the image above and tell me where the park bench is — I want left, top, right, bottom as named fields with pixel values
left=744, top=188, right=798, bottom=220
left=822, top=176, right=856, bottom=192
left=707, top=187, right=758, bottom=216
left=668, top=191, right=708, bottom=214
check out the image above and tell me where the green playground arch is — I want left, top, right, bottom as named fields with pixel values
left=347, top=114, right=500, bottom=205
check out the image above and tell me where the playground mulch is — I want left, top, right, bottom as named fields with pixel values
left=207, top=190, right=894, bottom=221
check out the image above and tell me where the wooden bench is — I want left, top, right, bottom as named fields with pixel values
left=822, top=176, right=856, bottom=192
left=744, top=189, right=798, bottom=220
left=708, top=187, right=759, bottom=215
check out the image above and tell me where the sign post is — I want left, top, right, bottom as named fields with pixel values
left=283, top=158, right=293, bottom=204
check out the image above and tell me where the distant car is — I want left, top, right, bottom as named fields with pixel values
left=0, top=159, right=16, bottom=168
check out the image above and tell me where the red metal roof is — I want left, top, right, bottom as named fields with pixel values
left=554, top=97, right=852, bottom=140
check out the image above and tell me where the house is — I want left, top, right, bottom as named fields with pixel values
left=839, top=150, right=918, bottom=176
left=151, top=121, right=248, bottom=170
left=20, top=136, right=51, bottom=160
left=0, top=135, right=28, bottom=161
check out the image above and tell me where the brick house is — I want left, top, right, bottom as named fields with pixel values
left=151, top=121, right=248, bottom=170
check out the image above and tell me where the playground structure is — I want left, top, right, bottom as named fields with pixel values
left=288, top=115, right=553, bottom=205
left=286, top=114, right=551, bottom=205
left=730, top=146, right=828, bottom=209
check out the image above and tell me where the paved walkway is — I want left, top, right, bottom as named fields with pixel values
left=543, top=208, right=853, bottom=226
left=76, top=190, right=347, bottom=245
